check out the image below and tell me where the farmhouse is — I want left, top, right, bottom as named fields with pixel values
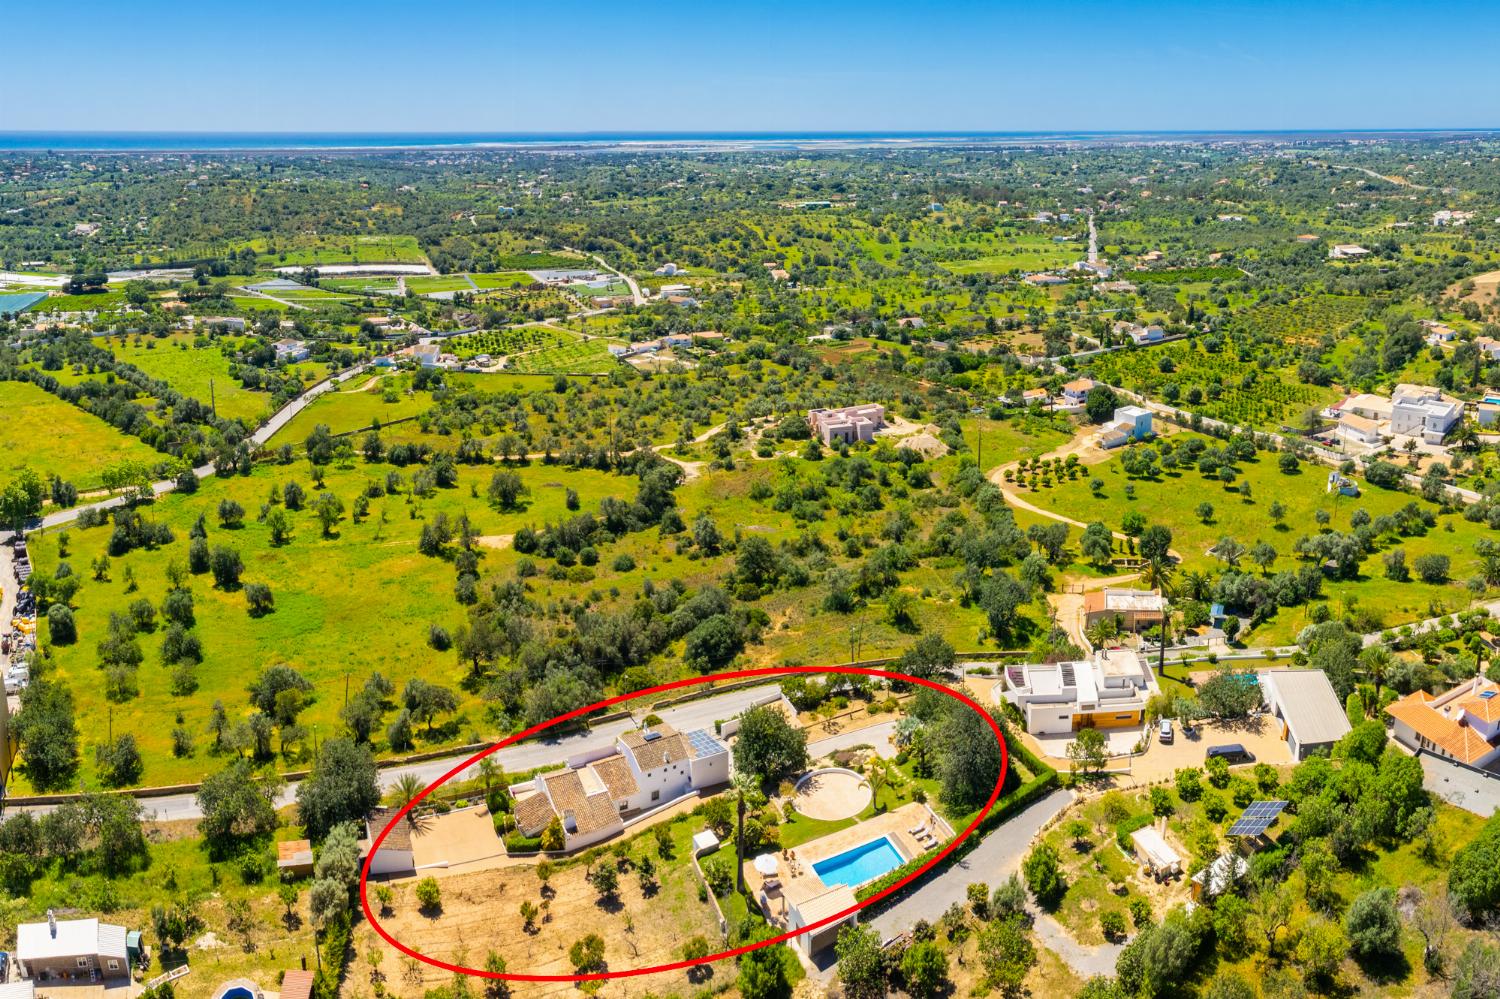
left=652, top=263, right=682, bottom=276
left=361, top=807, right=415, bottom=877
left=1328, top=244, right=1371, bottom=260
left=1420, top=319, right=1457, bottom=344
left=1021, top=387, right=1050, bottom=407
left=15, top=914, right=137, bottom=982
left=1260, top=669, right=1352, bottom=759
left=1083, top=587, right=1166, bottom=633
left=1115, top=321, right=1166, bottom=345
left=1390, top=383, right=1463, bottom=443
left=1476, top=336, right=1500, bottom=361
left=1386, top=676, right=1500, bottom=767
left=998, top=647, right=1159, bottom=735
left=510, top=724, right=729, bottom=851
left=808, top=403, right=886, bottom=445
left=1024, top=272, right=1069, bottom=286
left=896, top=316, right=926, bottom=329
left=1340, top=393, right=1395, bottom=422
left=1335, top=412, right=1385, bottom=447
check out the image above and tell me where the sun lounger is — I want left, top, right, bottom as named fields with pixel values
left=909, top=822, right=926, bottom=836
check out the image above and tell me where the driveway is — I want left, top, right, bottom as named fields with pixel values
left=1419, top=752, right=1500, bottom=817
left=868, top=788, right=1071, bottom=937
left=807, top=719, right=898, bottom=760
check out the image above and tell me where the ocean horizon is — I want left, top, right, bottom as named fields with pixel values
left=2, top=128, right=1498, bottom=152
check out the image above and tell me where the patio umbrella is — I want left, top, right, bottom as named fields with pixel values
left=754, top=854, right=780, bottom=876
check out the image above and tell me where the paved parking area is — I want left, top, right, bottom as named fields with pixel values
left=1024, top=715, right=1294, bottom=783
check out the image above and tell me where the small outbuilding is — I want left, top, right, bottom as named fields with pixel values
left=1129, top=824, right=1183, bottom=879
left=1260, top=669, right=1351, bottom=759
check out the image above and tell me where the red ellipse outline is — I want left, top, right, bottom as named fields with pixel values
left=359, top=665, right=1008, bottom=982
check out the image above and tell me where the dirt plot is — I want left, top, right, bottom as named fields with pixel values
left=1450, top=268, right=1500, bottom=305
left=356, top=851, right=724, bottom=998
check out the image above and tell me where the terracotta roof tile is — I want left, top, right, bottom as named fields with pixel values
left=588, top=754, right=639, bottom=800
left=513, top=791, right=557, bottom=836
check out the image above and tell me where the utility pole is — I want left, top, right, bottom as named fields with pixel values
left=209, top=378, right=216, bottom=419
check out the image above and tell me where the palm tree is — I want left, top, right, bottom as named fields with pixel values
left=1452, top=421, right=1481, bottom=453
left=867, top=762, right=891, bottom=813
left=388, top=772, right=426, bottom=810
left=731, top=772, right=759, bottom=895
left=1358, top=645, right=1394, bottom=704
left=476, top=757, right=501, bottom=798
left=1144, top=557, right=1177, bottom=676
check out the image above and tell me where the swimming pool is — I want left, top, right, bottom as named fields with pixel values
left=812, top=836, right=906, bottom=889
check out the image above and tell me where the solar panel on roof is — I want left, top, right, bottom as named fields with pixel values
left=1228, top=800, right=1289, bottom=837
left=686, top=729, right=724, bottom=757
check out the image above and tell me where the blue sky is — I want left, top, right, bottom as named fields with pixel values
left=3, top=0, right=1498, bottom=132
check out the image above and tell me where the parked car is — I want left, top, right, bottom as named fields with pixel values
left=1159, top=718, right=1174, bottom=744
left=1206, top=743, right=1254, bottom=764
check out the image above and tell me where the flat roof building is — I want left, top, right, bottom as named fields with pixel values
left=998, top=648, right=1159, bottom=736
left=1083, top=587, right=1166, bottom=631
left=808, top=404, right=886, bottom=445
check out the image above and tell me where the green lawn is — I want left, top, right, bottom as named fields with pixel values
left=406, top=275, right=476, bottom=294
left=0, top=380, right=166, bottom=489
left=26, top=457, right=635, bottom=789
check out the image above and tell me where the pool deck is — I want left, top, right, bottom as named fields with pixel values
left=742, top=801, right=950, bottom=924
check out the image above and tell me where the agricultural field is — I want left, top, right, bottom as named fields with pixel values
left=0, top=379, right=168, bottom=489
left=406, top=274, right=477, bottom=294
left=1083, top=340, right=1340, bottom=430
left=468, top=270, right=536, bottom=290
left=234, top=234, right=429, bottom=266
left=267, top=374, right=437, bottom=442
left=448, top=325, right=581, bottom=359
left=1234, top=293, right=1370, bottom=345
left=506, top=338, right=620, bottom=374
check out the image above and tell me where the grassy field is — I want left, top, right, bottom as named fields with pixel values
left=0, top=379, right=166, bottom=489
left=468, top=270, right=536, bottom=289
left=26, top=457, right=636, bottom=789
left=100, top=333, right=273, bottom=423
left=235, top=234, right=428, bottom=266
left=448, top=325, right=581, bottom=359
left=268, top=375, right=436, bottom=442
left=1015, top=433, right=1495, bottom=643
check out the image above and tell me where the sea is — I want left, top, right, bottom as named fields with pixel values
left=0, top=130, right=1495, bottom=153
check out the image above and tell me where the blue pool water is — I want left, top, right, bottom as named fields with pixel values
left=812, top=836, right=906, bottom=889
left=221, top=989, right=253, bottom=999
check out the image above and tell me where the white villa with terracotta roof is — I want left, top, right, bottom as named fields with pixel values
left=511, top=724, right=730, bottom=851
left=1386, top=676, right=1500, bottom=768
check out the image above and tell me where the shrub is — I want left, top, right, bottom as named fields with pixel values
left=414, top=877, right=442, bottom=912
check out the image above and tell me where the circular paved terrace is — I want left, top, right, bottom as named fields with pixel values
left=792, top=767, right=871, bottom=821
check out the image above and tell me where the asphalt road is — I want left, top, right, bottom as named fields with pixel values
left=869, top=787, right=1072, bottom=938
left=9, top=682, right=781, bottom=821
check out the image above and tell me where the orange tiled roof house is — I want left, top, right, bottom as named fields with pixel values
left=1385, top=676, right=1500, bottom=768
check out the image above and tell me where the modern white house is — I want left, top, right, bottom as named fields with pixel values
left=1099, top=405, right=1153, bottom=448
left=1260, top=670, right=1351, bottom=759
left=997, top=648, right=1159, bottom=735
left=808, top=404, right=886, bottom=445
left=1390, top=384, right=1463, bottom=443
left=1386, top=676, right=1500, bottom=768
left=511, top=724, right=729, bottom=851
left=274, top=338, right=310, bottom=362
